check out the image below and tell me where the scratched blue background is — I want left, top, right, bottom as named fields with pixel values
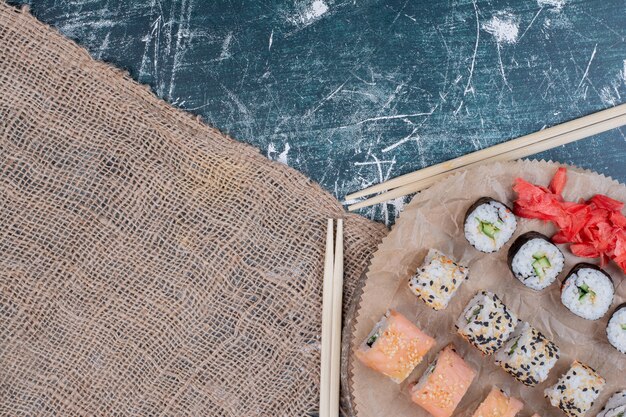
left=11, top=0, right=626, bottom=225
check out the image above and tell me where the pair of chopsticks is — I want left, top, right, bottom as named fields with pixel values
left=346, top=103, right=626, bottom=211
left=320, top=219, right=344, bottom=417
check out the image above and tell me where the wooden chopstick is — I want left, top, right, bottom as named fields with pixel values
left=319, top=219, right=334, bottom=417
left=348, top=111, right=626, bottom=211
left=345, top=103, right=626, bottom=202
left=328, top=219, right=344, bottom=417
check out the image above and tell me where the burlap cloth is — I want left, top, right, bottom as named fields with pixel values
left=0, top=3, right=387, bottom=415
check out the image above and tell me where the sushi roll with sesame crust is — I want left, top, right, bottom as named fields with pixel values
left=597, top=390, right=626, bottom=417
left=494, top=321, right=559, bottom=386
left=544, top=360, right=606, bottom=417
left=471, top=386, right=523, bottom=417
left=464, top=197, right=517, bottom=253
left=410, top=344, right=476, bottom=417
left=355, top=310, right=436, bottom=383
left=409, top=249, right=469, bottom=311
left=456, top=291, right=519, bottom=355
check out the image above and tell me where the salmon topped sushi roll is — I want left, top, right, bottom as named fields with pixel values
left=410, top=344, right=476, bottom=417
left=355, top=310, right=436, bottom=383
left=472, top=386, right=523, bottom=417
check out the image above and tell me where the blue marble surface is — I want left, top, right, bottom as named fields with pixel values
left=11, top=0, right=626, bottom=225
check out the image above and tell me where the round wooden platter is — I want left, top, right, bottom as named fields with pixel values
left=341, top=160, right=626, bottom=417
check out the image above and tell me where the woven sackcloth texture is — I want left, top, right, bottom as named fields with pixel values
left=0, top=3, right=387, bottom=416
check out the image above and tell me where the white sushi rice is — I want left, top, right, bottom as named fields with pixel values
left=495, top=321, right=559, bottom=386
left=607, top=306, right=626, bottom=354
left=360, top=313, right=388, bottom=351
left=598, top=390, right=626, bottom=417
left=545, top=361, right=606, bottom=417
left=561, top=267, right=614, bottom=320
left=465, top=200, right=517, bottom=253
left=408, top=249, right=469, bottom=311
left=456, top=291, right=518, bottom=355
left=510, top=238, right=564, bottom=290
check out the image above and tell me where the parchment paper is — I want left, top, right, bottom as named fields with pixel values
left=349, top=160, right=626, bottom=417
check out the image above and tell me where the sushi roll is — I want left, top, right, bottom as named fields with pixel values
left=607, top=303, right=626, bottom=354
left=355, top=309, right=436, bottom=383
left=410, top=344, right=476, bottom=417
left=561, top=263, right=614, bottom=320
left=508, top=232, right=565, bottom=290
left=494, top=321, right=559, bottom=386
left=456, top=291, right=518, bottom=355
left=544, top=360, right=606, bottom=417
left=471, top=386, right=523, bottom=417
left=408, top=249, right=469, bottom=311
left=464, top=197, right=517, bottom=253
left=598, top=390, right=626, bottom=417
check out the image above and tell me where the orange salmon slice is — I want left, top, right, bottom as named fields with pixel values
left=410, top=344, right=476, bottom=417
left=355, top=310, right=435, bottom=383
left=472, top=386, right=524, bottom=417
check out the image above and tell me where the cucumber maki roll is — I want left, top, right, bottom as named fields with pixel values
left=456, top=291, right=518, bottom=355
left=607, top=303, right=626, bottom=354
left=561, top=263, right=614, bottom=320
left=598, top=390, right=626, bottom=417
left=494, top=321, right=559, bottom=386
left=464, top=197, right=517, bottom=253
left=508, top=232, right=565, bottom=290
left=544, top=360, right=606, bottom=417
